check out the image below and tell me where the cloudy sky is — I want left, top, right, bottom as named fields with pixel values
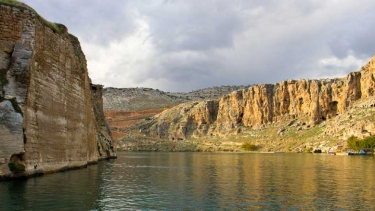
left=22, top=0, right=375, bottom=92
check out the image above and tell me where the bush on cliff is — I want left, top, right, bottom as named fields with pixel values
left=8, top=163, right=25, bottom=173
left=241, top=142, right=258, bottom=151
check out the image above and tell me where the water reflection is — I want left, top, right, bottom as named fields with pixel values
left=1, top=153, right=375, bottom=210
left=0, top=163, right=102, bottom=210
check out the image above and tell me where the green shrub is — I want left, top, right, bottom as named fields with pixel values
left=8, top=162, right=25, bottom=173
left=347, top=135, right=375, bottom=148
left=347, top=136, right=360, bottom=148
left=241, top=142, right=257, bottom=151
left=361, top=136, right=375, bottom=148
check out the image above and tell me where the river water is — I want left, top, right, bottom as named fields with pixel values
left=1, top=152, right=375, bottom=210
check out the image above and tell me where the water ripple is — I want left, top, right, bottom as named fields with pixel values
left=1, top=153, right=375, bottom=210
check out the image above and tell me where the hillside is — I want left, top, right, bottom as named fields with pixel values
left=115, top=55, right=375, bottom=152
left=103, top=85, right=248, bottom=141
left=118, top=96, right=375, bottom=152
left=103, top=85, right=248, bottom=111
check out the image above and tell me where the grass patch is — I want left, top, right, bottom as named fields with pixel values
left=283, top=125, right=324, bottom=141
left=69, top=34, right=80, bottom=56
left=119, top=136, right=198, bottom=152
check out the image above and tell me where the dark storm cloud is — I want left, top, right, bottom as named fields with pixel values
left=21, top=0, right=375, bottom=92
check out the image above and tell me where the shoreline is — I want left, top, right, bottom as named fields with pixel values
left=0, top=156, right=117, bottom=182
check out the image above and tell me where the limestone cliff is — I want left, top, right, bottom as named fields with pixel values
left=0, top=2, right=115, bottom=179
left=140, top=55, right=375, bottom=141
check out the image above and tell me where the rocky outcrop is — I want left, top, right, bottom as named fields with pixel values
left=91, top=84, right=116, bottom=159
left=0, top=3, right=115, bottom=179
left=140, top=55, right=375, bottom=140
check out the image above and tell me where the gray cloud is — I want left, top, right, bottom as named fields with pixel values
left=24, top=0, right=136, bottom=45
left=22, top=0, right=375, bottom=92
left=328, top=11, right=375, bottom=59
left=140, top=0, right=242, bottom=51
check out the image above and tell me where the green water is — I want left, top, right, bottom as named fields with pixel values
left=1, top=152, right=375, bottom=210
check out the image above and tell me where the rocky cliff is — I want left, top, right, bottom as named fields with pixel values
left=0, top=2, right=115, bottom=179
left=91, top=84, right=116, bottom=159
left=139, top=55, right=375, bottom=142
left=103, top=85, right=248, bottom=142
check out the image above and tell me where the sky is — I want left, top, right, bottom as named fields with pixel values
left=22, top=0, right=375, bottom=92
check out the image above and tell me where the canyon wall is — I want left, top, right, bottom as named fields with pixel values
left=0, top=3, right=115, bottom=179
left=140, top=56, right=375, bottom=140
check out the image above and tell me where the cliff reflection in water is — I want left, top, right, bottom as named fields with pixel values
left=0, top=162, right=106, bottom=210
left=1, top=152, right=375, bottom=210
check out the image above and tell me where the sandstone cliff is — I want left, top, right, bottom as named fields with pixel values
left=0, top=2, right=115, bottom=179
left=139, top=55, right=375, bottom=142
left=103, top=85, right=248, bottom=142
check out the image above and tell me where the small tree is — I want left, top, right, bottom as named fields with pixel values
left=361, top=136, right=375, bottom=148
left=347, top=136, right=360, bottom=148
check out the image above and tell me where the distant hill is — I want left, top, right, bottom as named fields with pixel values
left=103, top=85, right=249, bottom=111
left=103, top=85, right=249, bottom=142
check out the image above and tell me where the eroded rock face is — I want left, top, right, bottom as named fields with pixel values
left=141, top=56, right=375, bottom=140
left=91, top=84, right=116, bottom=159
left=0, top=4, right=115, bottom=179
left=0, top=100, right=24, bottom=174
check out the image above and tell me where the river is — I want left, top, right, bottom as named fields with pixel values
left=1, top=152, right=374, bottom=210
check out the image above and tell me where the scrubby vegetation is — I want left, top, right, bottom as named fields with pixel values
left=347, top=135, right=375, bottom=148
left=8, top=162, right=25, bottom=173
left=241, top=142, right=258, bottom=151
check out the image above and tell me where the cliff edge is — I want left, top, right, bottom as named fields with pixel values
left=0, top=2, right=115, bottom=179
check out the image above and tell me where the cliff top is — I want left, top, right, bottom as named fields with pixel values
left=0, top=0, right=65, bottom=34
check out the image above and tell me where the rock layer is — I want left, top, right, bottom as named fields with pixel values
left=0, top=3, right=115, bottom=179
left=141, top=56, right=375, bottom=140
